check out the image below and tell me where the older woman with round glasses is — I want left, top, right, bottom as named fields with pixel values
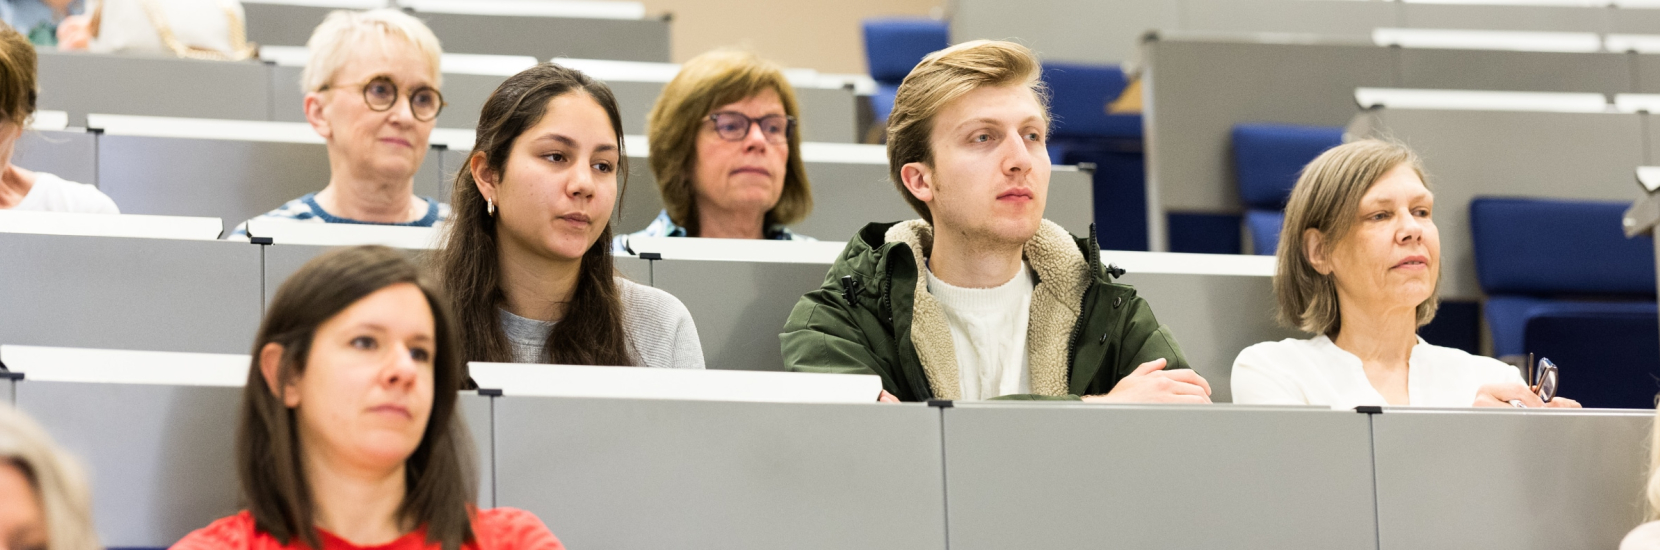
left=614, top=49, right=814, bottom=250
left=229, top=9, right=448, bottom=239
left=1231, top=140, right=1579, bottom=409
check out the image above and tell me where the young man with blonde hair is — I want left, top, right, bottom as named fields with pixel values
left=781, top=40, right=1209, bottom=403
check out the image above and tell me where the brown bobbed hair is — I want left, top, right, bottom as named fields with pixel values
left=0, top=22, right=36, bottom=126
left=436, top=63, right=635, bottom=367
left=886, top=40, right=1049, bottom=224
left=240, top=245, right=475, bottom=550
left=1275, top=139, right=1438, bottom=337
left=646, top=48, right=812, bottom=235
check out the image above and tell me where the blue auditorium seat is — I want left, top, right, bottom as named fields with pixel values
left=1041, top=63, right=1146, bottom=250
left=1471, top=197, right=1660, bottom=408
left=862, top=18, right=948, bottom=122
left=1231, top=123, right=1344, bottom=255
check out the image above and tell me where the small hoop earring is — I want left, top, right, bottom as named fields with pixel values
left=486, top=198, right=495, bottom=216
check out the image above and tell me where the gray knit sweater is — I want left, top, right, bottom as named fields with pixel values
left=497, top=277, right=706, bottom=369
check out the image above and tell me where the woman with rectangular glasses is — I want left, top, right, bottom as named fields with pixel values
left=613, top=49, right=815, bottom=252
left=227, top=9, right=449, bottom=240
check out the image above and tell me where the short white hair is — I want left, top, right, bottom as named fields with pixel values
left=301, top=9, right=444, bottom=93
left=0, top=404, right=99, bottom=550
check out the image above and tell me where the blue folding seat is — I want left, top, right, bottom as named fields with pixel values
left=862, top=18, right=948, bottom=123
left=1041, top=62, right=1145, bottom=250
left=1231, top=123, right=1344, bottom=255
left=1471, top=197, right=1660, bottom=408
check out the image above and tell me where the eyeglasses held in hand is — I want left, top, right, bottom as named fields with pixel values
left=1510, top=353, right=1560, bottom=407
left=321, top=76, right=446, bottom=122
left=708, top=112, right=795, bottom=144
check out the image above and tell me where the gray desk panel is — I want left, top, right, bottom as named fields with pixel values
left=1372, top=409, right=1649, bottom=550
left=618, top=161, right=1094, bottom=242
left=1144, top=37, right=1394, bottom=219
left=38, top=51, right=270, bottom=126
left=652, top=259, right=828, bottom=371
left=421, top=13, right=670, bottom=62
left=1397, top=49, right=1631, bottom=95
left=1112, top=270, right=1301, bottom=403
left=615, top=256, right=651, bottom=286
left=97, top=135, right=443, bottom=229
left=0, top=234, right=261, bottom=354
left=494, top=397, right=947, bottom=550
left=1635, top=54, right=1660, bottom=95
left=1613, top=7, right=1660, bottom=37
left=15, top=129, right=97, bottom=186
left=1, top=379, right=10, bottom=404
left=1399, top=3, right=1609, bottom=32
left=243, top=2, right=336, bottom=47
left=17, top=381, right=242, bottom=547
left=1351, top=109, right=1645, bottom=299
left=264, top=244, right=441, bottom=307
left=943, top=404, right=1378, bottom=550
left=951, top=0, right=1180, bottom=65
left=458, top=392, right=493, bottom=508
left=1179, top=0, right=1396, bottom=37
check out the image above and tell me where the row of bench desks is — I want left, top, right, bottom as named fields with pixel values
left=241, top=0, right=671, bottom=61
left=0, top=347, right=1645, bottom=549
left=38, top=50, right=869, bottom=142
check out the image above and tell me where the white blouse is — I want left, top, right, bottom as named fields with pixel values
left=1232, top=334, right=1526, bottom=409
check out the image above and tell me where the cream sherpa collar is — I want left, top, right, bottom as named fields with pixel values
left=884, top=219, right=1090, bottom=399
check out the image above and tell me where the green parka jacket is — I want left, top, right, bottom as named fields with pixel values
left=780, top=219, right=1191, bottom=402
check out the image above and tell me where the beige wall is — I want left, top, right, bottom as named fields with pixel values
left=639, top=0, right=944, bottom=74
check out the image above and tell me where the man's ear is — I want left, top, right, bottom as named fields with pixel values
left=259, top=342, right=301, bottom=408
left=469, top=151, right=498, bottom=202
left=1304, top=228, right=1332, bottom=275
left=900, top=161, right=934, bottom=205
left=303, top=92, right=331, bottom=140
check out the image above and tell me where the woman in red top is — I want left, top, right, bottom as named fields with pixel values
left=171, top=245, right=563, bottom=550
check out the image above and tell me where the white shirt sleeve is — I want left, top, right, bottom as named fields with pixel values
left=13, top=172, right=119, bottom=214
left=1231, top=342, right=1311, bottom=405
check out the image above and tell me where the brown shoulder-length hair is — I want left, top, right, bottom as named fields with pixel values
left=0, top=21, right=37, bottom=126
left=436, top=63, right=635, bottom=367
left=886, top=40, right=1049, bottom=224
left=646, top=48, right=812, bottom=235
left=1275, top=139, right=1438, bottom=337
left=240, top=245, right=475, bottom=550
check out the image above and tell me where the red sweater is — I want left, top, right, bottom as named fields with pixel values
left=170, top=508, right=564, bottom=550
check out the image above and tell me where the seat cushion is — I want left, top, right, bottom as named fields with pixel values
left=1471, top=198, right=1656, bottom=296
left=1042, top=63, right=1141, bottom=140
left=863, top=18, right=949, bottom=83
left=1232, top=124, right=1344, bottom=209
left=1523, top=305, right=1660, bottom=409
left=1245, top=209, right=1284, bottom=256
left=1486, top=296, right=1657, bottom=358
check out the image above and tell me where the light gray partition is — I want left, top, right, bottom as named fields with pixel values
left=1179, top=0, right=1398, bottom=37
left=1112, top=270, right=1300, bottom=402
left=243, top=2, right=336, bottom=47
left=1349, top=109, right=1646, bottom=299
left=458, top=392, right=494, bottom=507
left=1396, top=49, right=1631, bottom=95
left=951, top=0, right=1181, bottom=65
left=617, top=160, right=1095, bottom=241
left=652, top=259, right=828, bottom=371
left=1613, top=6, right=1660, bottom=37
left=1143, top=35, right=1394, bottom=249
left=615, top=256, right=651, bottom=286
left=0, top=233, right=262, bottom=354
left=16, top=381, right=242, bottom=547
left=96, top=135, right=444, bottom=228
left=15, top=129, right=97, bottom=186
left=604, top=80, right=860, bottom=144
left=1399, top=2, right=1609, bottom=32
left=422, top=13, right=671, bottom=62
left=37, top=51, right=271, bottom=126
left=0, top=377, right=12, bottom=404
left=942, top=403, right=1378, bottom=550
left=494, top=396, right=947, bottom=549
left=1371, top=409, right=1649, bottom=550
